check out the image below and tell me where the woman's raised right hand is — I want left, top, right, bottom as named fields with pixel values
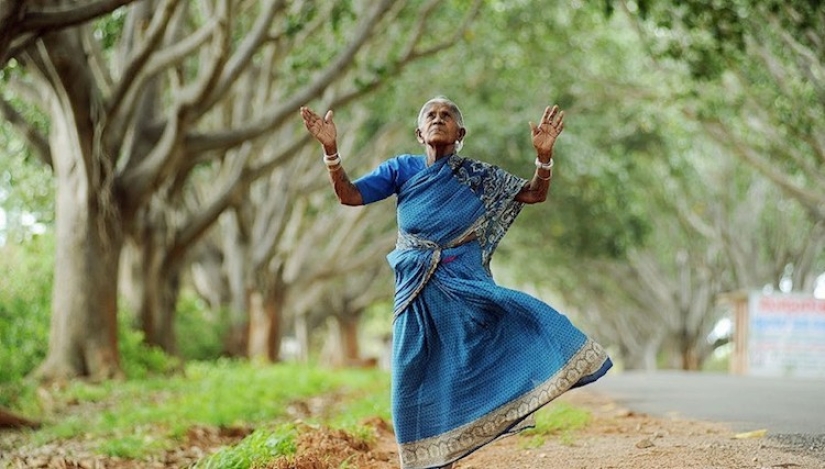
left=300, top=106, right=337, bottom=149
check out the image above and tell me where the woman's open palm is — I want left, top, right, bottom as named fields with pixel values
left=300, top=107, right=337, bottom=148
left=530, top=105, right=564, bottom=157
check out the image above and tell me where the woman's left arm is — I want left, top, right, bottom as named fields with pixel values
left=515, top=105, right=564, bottom=204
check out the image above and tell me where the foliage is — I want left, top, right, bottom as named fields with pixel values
left=358, top=2, right=657, bottom=265
left=608, top=0, right=825, bottom=222
left=174, top=290, right=232, bottom=361
left=608, top=0, right=822, bottom=79
left=0, top=119, right=53, bottom=245
left=0, top=231, right=183, bottom=400
left=0, top=235, right=53, bottom=393
left=118, top=313, right=181, bottom=380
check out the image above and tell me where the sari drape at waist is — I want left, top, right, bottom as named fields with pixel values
left=389, top=225, right=481, bottom=320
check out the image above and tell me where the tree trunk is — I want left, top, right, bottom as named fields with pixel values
left=339, top=313, right=361, bottom=364
left=122, top=227, right=182, bottom=355
left=679, top=330, right=701, bottom=371
left=247, top=290, right=267, bottom=360
left=295, top=312, right=310, bottom=363
left=264, top=290, right=283, bottom=362
left=247, top=287, right=284, bottom=362
left=28, top=23, right=125, bottom=381
left=222, top=211, right=250, bottom=357
left=36, top=134, right=123, bottom=380
left=137, top=259, right=182, bottom=355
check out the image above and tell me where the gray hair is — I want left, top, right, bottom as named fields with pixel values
left=416, top=96, right=465, bottom=151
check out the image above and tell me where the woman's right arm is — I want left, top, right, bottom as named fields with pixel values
left=324, top=150, right=363, bottom=206
left=300, top=106, right=363, bottom=206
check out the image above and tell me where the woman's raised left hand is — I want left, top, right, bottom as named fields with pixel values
left=530, top=105, right=564, bottom=160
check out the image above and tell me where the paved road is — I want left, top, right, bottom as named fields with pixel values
left=589, top=370, right=825, bottom=434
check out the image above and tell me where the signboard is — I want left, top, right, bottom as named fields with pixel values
left=747, top=293, right=825, bottom=378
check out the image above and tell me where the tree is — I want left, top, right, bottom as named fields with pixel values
left=1, top=0, right=481, bottom=380
left=610, top=0, right=825, bottom=222
left=0, top=0, right=138, bottom=65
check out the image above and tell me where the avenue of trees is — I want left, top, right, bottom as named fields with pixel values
left=1, top=0, right=823, bottom=389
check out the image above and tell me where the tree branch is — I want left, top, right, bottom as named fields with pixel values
left=110, top=15, right=218, bottom=166
left=1, top=0, right=140, bottom=64
left=107, top=0, right=182, bottom=120
left=701, top=119, right=825, bottom=221
left=170, top=146, right=246, bottom=261
left=0, top=97, right=51, bottom=168
left=120, top=0, right=231, bottom=206
left=185, top=0, right=397, bottom=154
left=18, top=0, right=137, bottom=30
left=196, top=0, right=287, bottom=114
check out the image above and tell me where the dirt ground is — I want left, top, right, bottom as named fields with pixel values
left=2, top=389, right=824, bottom=469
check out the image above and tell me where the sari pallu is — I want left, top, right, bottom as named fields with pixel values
left=386, top=155, right=612, bottom=469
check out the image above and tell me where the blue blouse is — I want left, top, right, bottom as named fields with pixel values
left=354, top=154, right=427, bottom=204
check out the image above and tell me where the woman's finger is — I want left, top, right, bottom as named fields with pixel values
left=541, top=106, right=552, bottom=123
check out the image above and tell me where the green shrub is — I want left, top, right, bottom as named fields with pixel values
left=117, top=315, right=181, bottom=380
left=0, top=234, right=53, bottom=389
left=175, top=290, right=230, bottom=361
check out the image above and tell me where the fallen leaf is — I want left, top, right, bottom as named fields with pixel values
left=733, top=429, right=768, bottom=439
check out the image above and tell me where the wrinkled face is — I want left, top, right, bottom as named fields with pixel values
left=416, top=102, right=465, bottom=147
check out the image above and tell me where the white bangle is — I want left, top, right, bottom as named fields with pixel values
left=323, top=152, right=341, bottom=167
left=535, top=157, right=554, bottom=170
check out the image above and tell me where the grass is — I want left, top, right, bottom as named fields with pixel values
left=193, top=423, right=301, bottom=469
left=3, top=360, right=592, bottom=467
left=5, top=359, right=389, bottom=459
left=193, top=367, right=392, bottom=468
left=520, top=401, right=591, bottom=449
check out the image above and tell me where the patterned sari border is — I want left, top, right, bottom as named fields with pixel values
left=397, top=339, right=609, bottom=469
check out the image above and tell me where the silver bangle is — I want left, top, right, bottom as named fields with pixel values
left=323, top=152, right=341, bottom=167
left=534, top=157, right=554, bottom=170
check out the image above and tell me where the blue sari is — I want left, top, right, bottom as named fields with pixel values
left=355, top=154, right=612, bottom=469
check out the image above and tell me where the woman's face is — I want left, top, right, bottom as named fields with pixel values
left=416, top=102, right=465, bottom=147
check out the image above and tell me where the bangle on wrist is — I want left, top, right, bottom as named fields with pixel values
left=537, top=170, right=552, bottom=181
left=534, top=156, right=554, bottom=170
left=323, top=152, right=341, bottom=168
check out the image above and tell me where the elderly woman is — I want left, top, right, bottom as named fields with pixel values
left=300, top=97, right=611, bottom=469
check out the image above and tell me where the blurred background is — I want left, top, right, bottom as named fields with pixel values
left=2, top=0, right=824, bottom=399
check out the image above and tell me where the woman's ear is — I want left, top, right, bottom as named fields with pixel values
left=415, top=128, right=424, bottom=144
left=458, top=127, right=466, bottom=141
